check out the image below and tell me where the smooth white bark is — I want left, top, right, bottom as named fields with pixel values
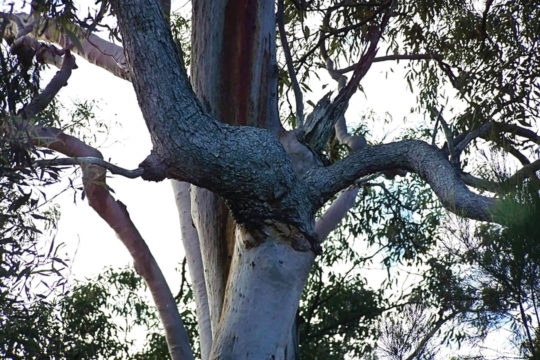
left=172, top=180, right=213, bottom=360
left=210, top=227, right=314, bottom=360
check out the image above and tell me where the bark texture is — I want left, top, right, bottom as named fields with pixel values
left=210, top=228, right=313, bottom=359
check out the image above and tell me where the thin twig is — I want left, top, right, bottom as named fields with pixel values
left=35, top=156, right=144, bottom=179
left=277, top=0, right=304, bottom=127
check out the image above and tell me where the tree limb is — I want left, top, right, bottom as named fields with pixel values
left=305, top=140, right=497, bottom=222
left=277, top=0, right=304, bottom=127
left=28, top=125, right=194, bottom=360
left=460, top=159, right=540, bottom=193
left=34, top=156, right=143, bottom=178
left=1, top=12, right=129, bottom=80
left=335, top=53, right=441, bottom=74
left=19, top=49, right=76, bottom=119
left=405, top=311, right=457, bottom=360
left=300, top=1, right=393, bottom=153
left=453, top=122, right=491, bottom=160
left=315, top=188, right=358, bottom=240
left=171, top=180, right=212, bottom=360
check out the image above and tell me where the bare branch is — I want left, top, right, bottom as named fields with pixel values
left=433, top=109, right=458, bottom=164
left=171, top=181, right=212, bottom=360
left=35, top=156, right=143, bottom=178
left=300, top=1, right=393, bottom=153
left=20, top=50, right=76, bottom=119
left=314, top=54, right=367, bottom=242
left=277, top=0, right=304, bottom=127
left=453, top=122, right=491, bottom=160
left=315, top=188, right=358, bottom=240
left=306, top=140, right=498, bottom=222
left=26, top=125, right=195, bottom=360
left=1, top=12, right=129, bottom=80
left=460, top=159, right=540, bottom=193
left=451, top=121, right=539, bottom=166
left=335, top=53, right=441, bottom=74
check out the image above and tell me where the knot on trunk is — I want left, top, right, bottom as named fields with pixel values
left=139, top=151, right=167, bottom=181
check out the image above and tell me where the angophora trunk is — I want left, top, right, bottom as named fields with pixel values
left=210, top=228, right=314, bottom=359
left=173, top=0, right=310, bottom=358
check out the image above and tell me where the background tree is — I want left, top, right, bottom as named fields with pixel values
left=1, top=0, right=539, bottom=359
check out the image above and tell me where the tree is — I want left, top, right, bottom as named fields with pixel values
left=1, top=0, right=539, bottom=359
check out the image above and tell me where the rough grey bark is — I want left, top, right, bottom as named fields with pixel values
left=306, top=140, right=497, bottom=221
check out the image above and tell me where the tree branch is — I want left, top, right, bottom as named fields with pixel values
left=277, top=0, right=304, bottom=127
left=1, top=12, right=129, bottom=80
left=34, top=156, right=143, bottom=178
left=315, top=188, right=358, bottom=240
left=171, top=180, right=212, bottom=360
left=305, top=140, right=498, bottom=222
left=27, top=125, right=194, bottom=360
left=111, top=0, right=318, bottom=241
left=405, top=311, right=457, bottom=360
left=300, top=1, right=393, bottom=153
left=453, top=122, right=491, bottom=160
left=19, top=49, right=76, bottom=119
left=460, top=159, right=540, bottom=193
left=335, top=53, right=441, bottom=74
left=314, top=54, right=367, bottom=242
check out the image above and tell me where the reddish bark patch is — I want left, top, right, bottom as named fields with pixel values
left=221, top=0, right=260, bottom=127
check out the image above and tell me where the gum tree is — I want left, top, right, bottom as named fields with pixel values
left=1, top=0, right=538, bottom=359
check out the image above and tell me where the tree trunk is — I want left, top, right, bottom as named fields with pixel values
left=210, top=227, right=313, bottom=359
left=175, top=0, right=308, bottom=358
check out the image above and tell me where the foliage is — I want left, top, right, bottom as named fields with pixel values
left=1, top=266, right=198, bottom=359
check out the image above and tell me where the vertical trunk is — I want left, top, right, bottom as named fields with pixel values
left=191, top=0, right=281, bottom=131
left=188, top=0, right=282, bottom=339
left=210, top=227, right=313, bottom=359
left=182, top=1, right=311, bottom=358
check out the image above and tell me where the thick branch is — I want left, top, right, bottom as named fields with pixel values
left=171, top=181, right=212, bottom=360
left=111, top=0, right=316, bottom=239
left=315, top=188, right=358, bottom=240
left=306, top=140, right=498, bottom=222
left=20, top=50, right=76, bottom=119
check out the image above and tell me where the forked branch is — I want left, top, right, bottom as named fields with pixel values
left=35, top=156, right=143, bottom=178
